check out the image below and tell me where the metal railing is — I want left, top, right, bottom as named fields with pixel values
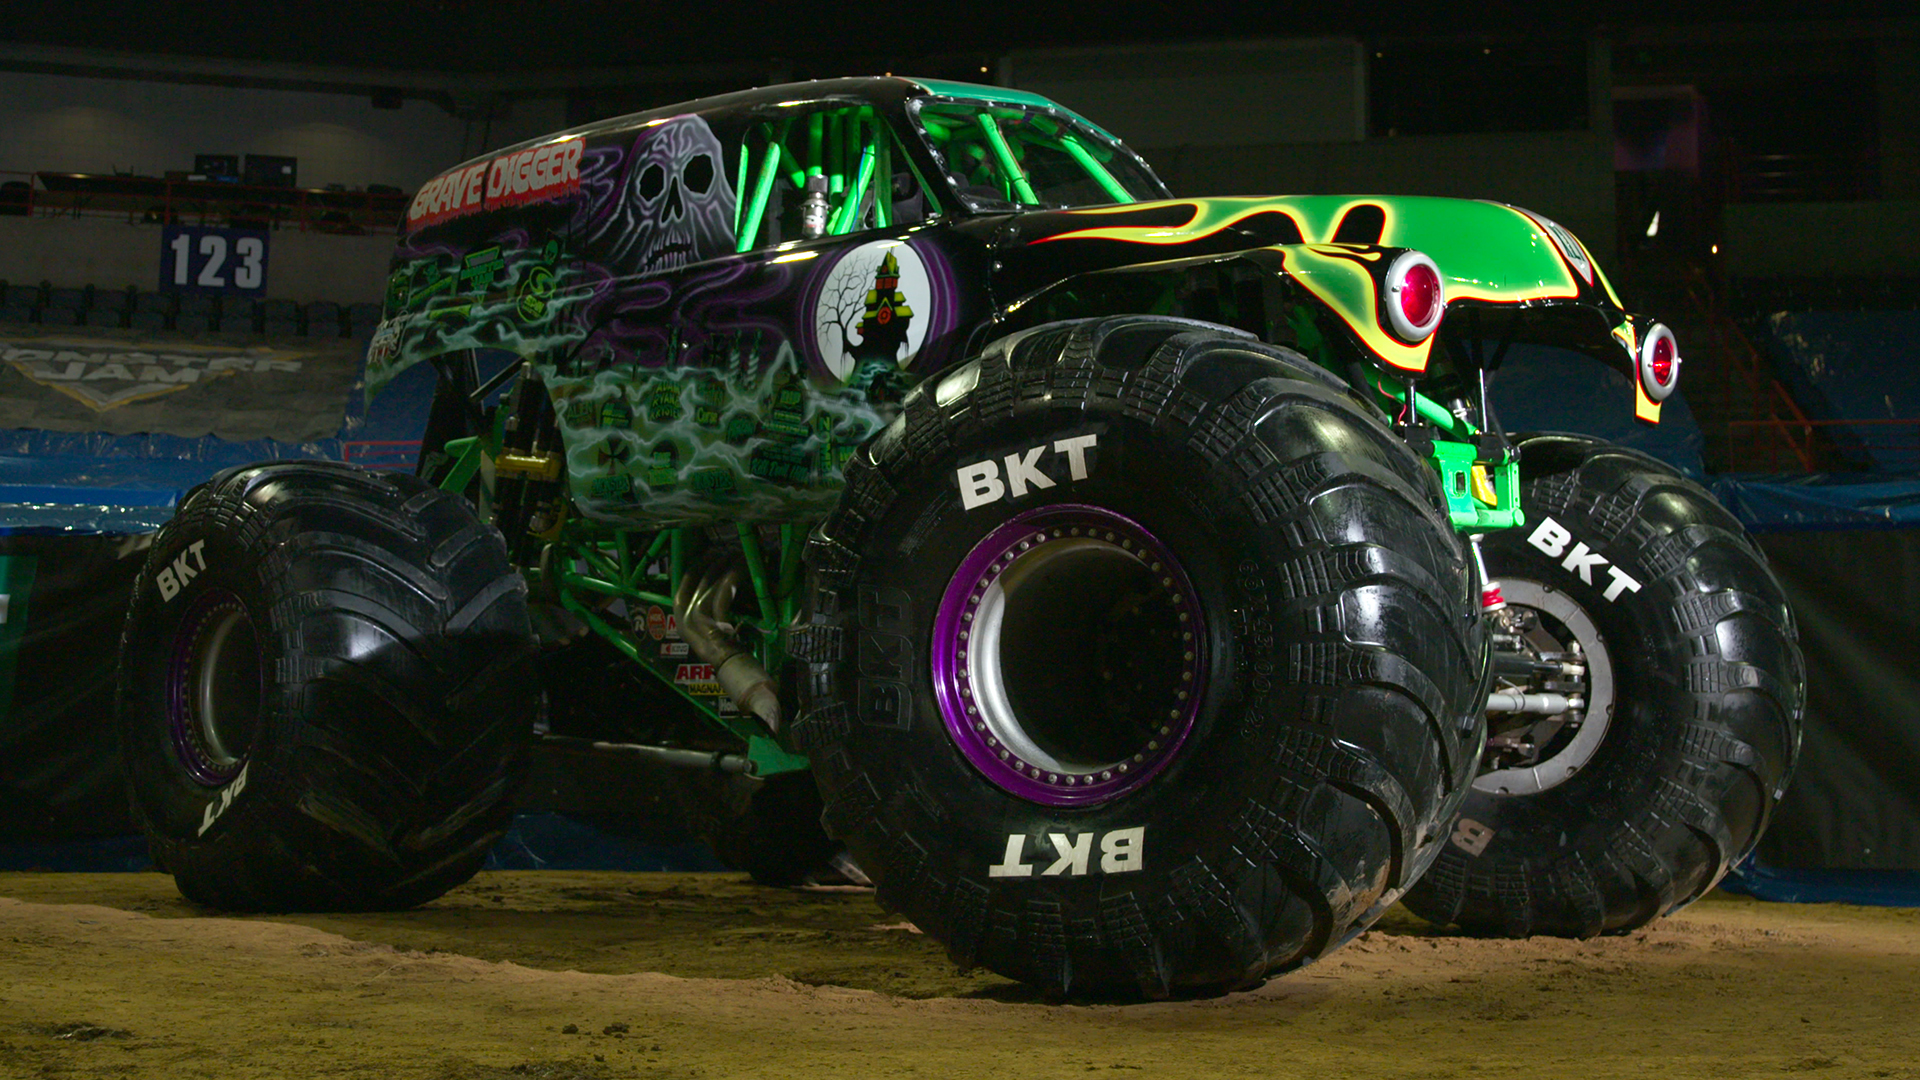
left=1, top=169, right=407, bottom=233
left=1688, top=271, right=1920, bottom=473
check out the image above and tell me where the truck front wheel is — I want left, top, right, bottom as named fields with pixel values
left=796, top=317, right=1487, bottom=996
left=1405, top=434, right=1804, bottom=936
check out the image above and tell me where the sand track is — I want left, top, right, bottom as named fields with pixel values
left=2, top=871, right=1914, bottom=1079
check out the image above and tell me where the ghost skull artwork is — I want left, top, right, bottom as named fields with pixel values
left=589, top=115, right=738, bottom=273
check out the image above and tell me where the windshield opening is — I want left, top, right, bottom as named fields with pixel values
left=912, top=100, right=1167, bottom=211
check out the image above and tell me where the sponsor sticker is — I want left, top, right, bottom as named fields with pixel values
left=644, top=605, right=681, bottom=641
left=674, top=662, right=721, bottom=697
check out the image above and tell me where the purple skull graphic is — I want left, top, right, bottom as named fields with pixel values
left=588, top=114, right=737, bottom=273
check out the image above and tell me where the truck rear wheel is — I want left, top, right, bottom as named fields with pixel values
left=795, top=316, right=1487, bottom=996
left=117, top=462, right=535, bottom=911
left=1404, top=434, right=1804, bottom=936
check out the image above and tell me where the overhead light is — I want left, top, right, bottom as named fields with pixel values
left=1645, top=211, right=1660, bottom=238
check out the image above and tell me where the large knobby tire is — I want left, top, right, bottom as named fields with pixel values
left=116, top=461, right=536, bottom=911
left=1404, top=434, right=1804, bottom=937
left=794, top=316, right=1487, bottom=997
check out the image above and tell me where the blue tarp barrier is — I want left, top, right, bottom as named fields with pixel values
left=1757, top=311, right=1920, bottom=472
left=0, top=346, right=441, bottom=532
left=1726, top=855, right=1920, bottom=908
left=1713, top=471, right=1920, bottom=907
left=1710, top=471, right=1920, bottom=531
left=483, top=812, right=727, bottom=873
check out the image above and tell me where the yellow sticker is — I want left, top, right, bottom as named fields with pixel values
left=1471, top=463, right=1499, bottom=507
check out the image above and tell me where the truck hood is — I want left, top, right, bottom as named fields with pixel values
left=991, top=195, right=1627, bottom=315
left=983, top=195, right=1671, bottom=420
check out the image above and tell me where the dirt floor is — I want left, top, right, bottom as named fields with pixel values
left=0, top=871, right=1915, bottom=1080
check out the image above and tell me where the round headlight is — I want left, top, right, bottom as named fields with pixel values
left=1384, top=251, right=1445, bottom=343
left=1639, top=323, right=1681, bottom=402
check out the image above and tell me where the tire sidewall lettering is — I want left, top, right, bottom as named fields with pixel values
left=1525, top=515, right=1644, bottom=603
left=196, top=762, right=250, bottom=837
left=855, top=585, right=914, bottom=731
left=954, top=427, right=1104, bottom=511
left=987, top=827, right=1147, bottom=878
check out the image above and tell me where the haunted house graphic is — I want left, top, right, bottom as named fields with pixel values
left=849, top=251, right=913, bottom=366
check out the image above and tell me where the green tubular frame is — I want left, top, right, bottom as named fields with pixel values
left=974, top=113, right=1039, bottom=205
left=1365, top=369, right=1525, bottom=532
left=546, top=519, right=810, bottom=776
left=437, top=422, right=809, bottom=777
left=731, top=106, right=937, bottom=250
left=1055, top=135, right=1132, bottom=204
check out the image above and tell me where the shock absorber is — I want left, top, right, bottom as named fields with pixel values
left=1468, top=532, right=1506, bottom=613
left=490, top=369, right=564, bottom=563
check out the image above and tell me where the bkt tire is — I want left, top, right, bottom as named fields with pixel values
left=1404, top=434, right=1804, bottom=937
left=795, top=317, right=1487, bottom=997
left=116, top=462, right=536, bottom=911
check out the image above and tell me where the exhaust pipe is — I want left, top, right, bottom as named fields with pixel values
left=674, top=555, right=783, bottom=731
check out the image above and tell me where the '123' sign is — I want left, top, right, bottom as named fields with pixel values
left=160, top=226, right=268, bottom=295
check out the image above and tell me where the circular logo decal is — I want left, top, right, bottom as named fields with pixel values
left=811, top=240, right=933, bottom=381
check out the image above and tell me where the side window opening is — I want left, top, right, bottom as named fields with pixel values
left=915, top=100, right=1161, bottom=211
left=734, top=105, right=938, bottom=252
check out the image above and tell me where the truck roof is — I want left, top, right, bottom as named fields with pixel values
left=420, top=76, right=1114, bottom=191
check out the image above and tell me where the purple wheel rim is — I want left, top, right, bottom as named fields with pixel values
left=931, top=503, right=1207, bottom=807
left=166, top=588, right=260, bottom=787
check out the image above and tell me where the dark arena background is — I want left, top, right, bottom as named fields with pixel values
left=1, top=3, right=1916, bottom=1077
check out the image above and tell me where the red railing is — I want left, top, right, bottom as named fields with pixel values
left=1687, top=272, right=1920, bottom=472
left=1, top=169, right=407, bottom=233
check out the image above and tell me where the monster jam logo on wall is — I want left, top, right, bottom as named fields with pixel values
left=811, top=240, right=937, bottom=381
left=0, top=329, right=360, bottom=441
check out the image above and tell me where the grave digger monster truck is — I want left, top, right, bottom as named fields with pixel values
left=117, top=77, right=1804, bottom=997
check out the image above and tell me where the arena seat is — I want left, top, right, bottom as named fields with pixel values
left=347, top=301, right=381, bottom=337
left=305, top=300, right=342, bottom=337
left=261, top=297, right=300, bottom=336
left=219, top=296, right=256, bottom=333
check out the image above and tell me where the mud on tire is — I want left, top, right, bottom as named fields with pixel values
left=116, top=461, right=535, bottom=911
left=1404, top=434, right=1804, bottom=937
left=794, top=316, right=1488, bottom=997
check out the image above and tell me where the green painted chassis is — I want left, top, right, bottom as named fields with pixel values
left=434, top=338, right=1521, bottom=781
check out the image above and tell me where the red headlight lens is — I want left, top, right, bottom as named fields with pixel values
left=1399, top=261, right=1441, bottom=329
left=1639, top=323, right=1681, bottom=402
left=1650, top=332, right=1675, bottom=386
left=1383, top=251, right=1445, bottom=343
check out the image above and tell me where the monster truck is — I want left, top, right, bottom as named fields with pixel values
left=116, top=77, right=1804, bottom=995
